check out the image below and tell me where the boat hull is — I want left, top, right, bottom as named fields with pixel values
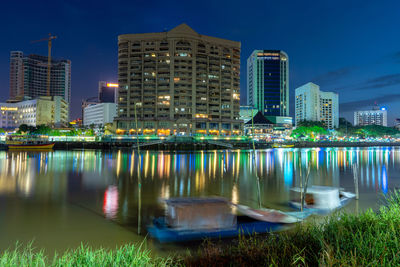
left=272, top=143, right=294, bottom=148
left=148, top=216, right=286, bottom=243
left=289, top=194, right=355, bottom=215
left=8, top=143, right=55, bottom=150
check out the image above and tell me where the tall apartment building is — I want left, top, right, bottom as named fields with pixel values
left=9, top=51, right=71, bottom=104
left=295, top=82, right=339, bottom=129
left=247, top=50, right=289, bottom=118
left=115, top=24, right=242, bottom=136
left=99, top=81, right=118, bottom=103
left=354, top=107, right=387, bottom=126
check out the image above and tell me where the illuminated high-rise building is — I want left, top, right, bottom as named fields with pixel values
left=295, top=82, right=339, bottom=129
left=247, top=50, right=289, bottom=118
left=9, top=51, right=71, bottom=103
left=115, top=24, right=242, bottom=135
left=98, top=81, right=118, bottom=103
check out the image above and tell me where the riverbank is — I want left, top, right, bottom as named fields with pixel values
left=2, top=192, right=400, bottom=266
left=49, top=140, right=400, bottom=150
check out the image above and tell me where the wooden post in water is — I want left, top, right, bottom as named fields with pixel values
left=299, top=163, right=303, bottom=212
left=353, top=163, right=359, bottom=200
left=250, top=108, right=262, bottom=208
left=134, top=103, right=142, bottom=235
left=301, top=164, right=311, bottom=211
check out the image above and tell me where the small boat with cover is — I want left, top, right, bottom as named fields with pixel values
left=147, top=197, right=309, bottom=243
left=289, top=185, right=355, bottom=214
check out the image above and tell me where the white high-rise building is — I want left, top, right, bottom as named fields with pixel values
left=295, top=82, right=339, bottom=129
left=354, top=108, right=387, bottom=126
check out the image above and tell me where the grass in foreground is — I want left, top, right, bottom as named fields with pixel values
left=0, top=242, right=176, bottom=267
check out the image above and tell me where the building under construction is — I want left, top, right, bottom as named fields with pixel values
left=9, top=51, right=71, bottom=104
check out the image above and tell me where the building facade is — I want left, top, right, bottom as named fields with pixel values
left=354, top=108, right=387, bottom=126
left=0, top=96, right=69, bottom=129
left=99, top=81, right=118, bottom=103
left=9, top=51, right=71, bottom=104
left=115, top=23, right=242, bottom=136
left=83, top=103, right=117, bottom=127
left=295, top=82, right=339, bottom=129
left=247, top=50, right=289, bottom=118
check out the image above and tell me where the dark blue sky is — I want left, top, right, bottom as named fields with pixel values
left=0, top=0, right=399, bottom=124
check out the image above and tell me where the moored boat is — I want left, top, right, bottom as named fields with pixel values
left=272, top=143, right=294, bottom=148
left=289, top=185, right=355, bottom=214
left=147, top=197, right=304, bottom=243
left=148, top=215, right=286, bottom=243
left=233, top=204, right=312, bottom=223
left=8, top=142, right=55, bottom=150
left=6, top=135, right=54, bottom=150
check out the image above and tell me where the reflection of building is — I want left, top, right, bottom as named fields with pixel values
left=83, top=103, right=117, bottom=127
left=247, top=50, right=289, bottom=120
left=9, top=51, right=71, bottom=103
left=295, top=82, right=339, bottom=129
left=115, top=23, right=242, bottom=136
left=99, top=82, right=118, bottom=103
left=0, top=96, right=69, bottom=128
left=354, top=107, right=387, bottom=126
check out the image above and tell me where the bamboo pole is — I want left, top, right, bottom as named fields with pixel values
left=299, top=161, right=303, bottom=212
left=301, top=164, right=311, bottom=211
left=134, top=103, right=142, bottom=235
left=353, top=163, right=359, bottom=200
left=250, top=108, right=262, bottom=208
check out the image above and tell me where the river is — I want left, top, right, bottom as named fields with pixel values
left=0, top=147, right=398, bottom=254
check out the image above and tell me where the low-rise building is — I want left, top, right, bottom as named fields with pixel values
left=83, top=103, right=117, bottom=127
left=239, top=106, right=259, bottom=123
left=244, top=112, right=292, bottom=139
left=0, top=96, right=69, bottom=129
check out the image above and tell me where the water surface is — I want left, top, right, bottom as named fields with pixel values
left=0, top=147, right=398, bottom=254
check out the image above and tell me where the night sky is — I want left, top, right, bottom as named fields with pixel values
left=0, top=0, right=399, bottom=125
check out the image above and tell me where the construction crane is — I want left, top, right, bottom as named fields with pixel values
left=31, top=33, right=57, bottom=97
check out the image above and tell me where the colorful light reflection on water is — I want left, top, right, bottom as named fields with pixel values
left=0, top=147, right=399, bottom=252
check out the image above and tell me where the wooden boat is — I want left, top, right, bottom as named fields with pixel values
left=233, top=204, right=312, bottom=224
left=8, top=142, right=55, bottom=150
left=148, top=216, right=286, bottom=243
left=147, top=197, right=301, bottom=243
left=289, top=186, right=355, bottom=214
left=272, top=143, right=294, bottom=148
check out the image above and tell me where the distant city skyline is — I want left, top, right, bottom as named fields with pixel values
left=0, top=1, right=399, bottom=124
